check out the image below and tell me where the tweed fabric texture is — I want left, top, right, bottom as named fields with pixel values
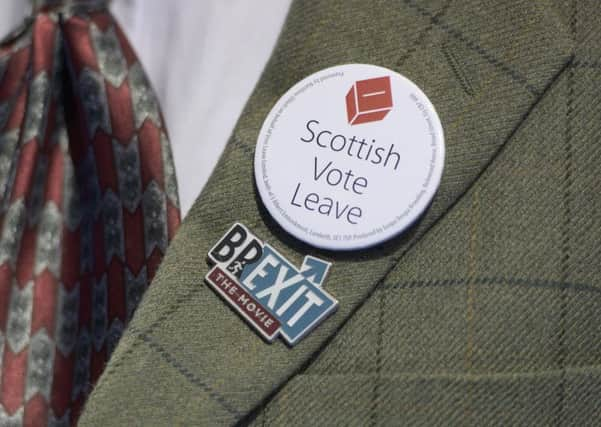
left=80, top=0, right=594, bottom=426
left=0, top=1, right=180, bottom=425
left=251, top=1, right=601, bottom=424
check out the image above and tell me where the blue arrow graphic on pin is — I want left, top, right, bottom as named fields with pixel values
left=300, top=256, right=332, bottom=287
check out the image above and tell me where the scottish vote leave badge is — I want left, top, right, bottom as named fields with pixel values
left=205, top=223, right=337, bottom=345
left=255, top=64, right=445, bottom=250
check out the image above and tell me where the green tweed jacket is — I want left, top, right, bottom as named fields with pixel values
left=81, top=0, right=601, bottom=425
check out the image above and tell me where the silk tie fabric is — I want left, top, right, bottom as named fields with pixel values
left=0, top=1, right=181, bottom=425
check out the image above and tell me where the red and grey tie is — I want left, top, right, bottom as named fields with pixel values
left=0, top=1, right=181, bottom=424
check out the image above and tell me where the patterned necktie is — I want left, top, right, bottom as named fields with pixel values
left=0, top=1, right=181, bottom=425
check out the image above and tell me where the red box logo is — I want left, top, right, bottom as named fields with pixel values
left=345, top=76, right=393, bottom=125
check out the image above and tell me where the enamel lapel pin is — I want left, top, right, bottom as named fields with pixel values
left=205, top=223, right=338, bottom=346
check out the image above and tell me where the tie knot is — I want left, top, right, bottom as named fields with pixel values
left=31, top=0, right=108, bottom=14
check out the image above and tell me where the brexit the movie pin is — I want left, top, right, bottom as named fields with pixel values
left=205, top=223, right=338, bottom=346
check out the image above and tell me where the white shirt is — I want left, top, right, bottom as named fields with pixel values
left=0, top=0, right=291, bottom=217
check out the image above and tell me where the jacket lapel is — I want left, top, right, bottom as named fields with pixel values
left=81, top=1, right=573, bottom=425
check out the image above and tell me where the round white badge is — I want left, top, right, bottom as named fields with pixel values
left=254, top=64, right=444, bottom=250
